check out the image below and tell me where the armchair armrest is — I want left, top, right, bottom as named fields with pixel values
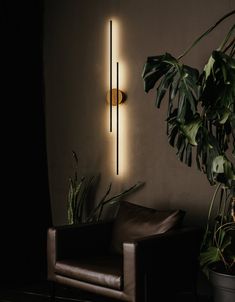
left=135, top=226, right=202, bottom=272
left=132, top=226, right=202, bottom=250
left=47, top=221, right=113, bottom=281
left=123, top=227, right=203, bottom=300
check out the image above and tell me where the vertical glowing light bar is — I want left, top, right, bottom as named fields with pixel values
left=109, top=20, right=112, bottom=132
left=116, top=62, right=119, bottom=175
left=106, top=19, right=128, bottom=176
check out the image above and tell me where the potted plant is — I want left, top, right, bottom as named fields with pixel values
left=142, top=10, right=235, bottom=302
left=200, top=182, right=235, bottom=302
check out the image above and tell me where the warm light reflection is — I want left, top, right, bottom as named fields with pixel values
left=105, top=18, right=128, bottom=90
left=106, top=106, right=128, bottom=177
left=118, top=60, right=128, bottom=91
left=105, top=18, right=128, bottom=177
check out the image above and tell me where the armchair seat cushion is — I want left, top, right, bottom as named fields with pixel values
left=110, top=201, right=185, bottom=254
left=55, top=254, right=123, bottom=290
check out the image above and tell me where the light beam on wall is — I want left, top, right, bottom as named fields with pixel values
left=116, top=62, right=119, bottom=175
left=109, top=20, right=112, bottom=132
left=106, top=19, right=127, bottom=176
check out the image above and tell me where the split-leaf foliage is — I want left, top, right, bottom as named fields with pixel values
left=142, top=10, right=235, bottom=275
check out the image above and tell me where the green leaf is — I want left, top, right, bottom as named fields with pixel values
left=156, top=67, right=176, bottom=108
left=223, top=159, right=235, bottom=181
left=86, top=181, right=145, bottom=223
left=185, top=143, right=192, bottom=166
left=200, top=246, right=221, bottom=267
left=168, top=124, right=179, bottom=147
left=203, top=55, right=215, bottom=81
left=142, top=53, right=175, bottom=92
left=180, top=65, right=199, bottom=112
left=201, top=51, right=235, bottom=126
left=177, top=95, right=187, bottom=122
left=219, top=109, right=230, bottom=124
left=221, top=235, right=232, bottom=252
left=212, top=155, right=226, bottom=173
left=142, top=12, right=235, bottom=190
left=170, top=73, right=180, bottom=100
left=180, top=116, right=202, bottom=145
left=103, top=181, right=145, bottom=206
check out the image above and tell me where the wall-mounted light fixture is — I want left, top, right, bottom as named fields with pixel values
left=107, top=20, right=126, bottom=175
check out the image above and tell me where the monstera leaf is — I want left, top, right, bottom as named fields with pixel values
left=201, top=51, right=235, bottom=122
left=142, top=53, right=199, bottom=124
left=142, top=53, right=176, bottom=93
left=142, top=53, right=201, bottom=169
left=212, top=155, right=226, bottom=173
left=142, top=10, right=235, bottom=276
left=142, top=21, right=235, bottom=187
left=180, top=115, right=202, bottom=146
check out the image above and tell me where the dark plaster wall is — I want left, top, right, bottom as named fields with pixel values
left=44, top=0, right=234, bottom=226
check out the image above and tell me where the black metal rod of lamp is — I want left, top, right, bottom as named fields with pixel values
left=117, top=62, right=119, bottom=175
left=109, top=20, right=112, bottom=132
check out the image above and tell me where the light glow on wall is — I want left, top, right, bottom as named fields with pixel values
left=105, top=18, right=128, bottom=177
left=106, top=18, right=128, bottom=90
left=106, top=105, right=128, bottom=177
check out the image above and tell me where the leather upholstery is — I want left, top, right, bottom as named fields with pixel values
left=47, top=227, right=56, bottom=281
left=47, top=221, right=113, bottom=281
left=110, top=201, right=185, bottom=254
left=47, top=206, right=203, bottom=302
left=55, top=274, right=126, bottom=301
left=55, top=255, right=123, bottom=290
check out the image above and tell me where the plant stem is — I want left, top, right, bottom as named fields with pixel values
left=230, top=42, right=235, bottom=56
left=201, top=184, right=221, bottom=249
left=103, top=182, right=144, bottom=205
left=97, top=204, right=104, bottom=221
left=219, top=24, right=235, bottom=52
left=232, top=197, right=235, bottom=222
left=86, top=183, right=112, bottom=222
left=178, top=10, right=235, bottom=60
left=217, top=189, right=228, bottom=246
left=86, top=182, right=144, bottom=222
left=214, top=221, right=235, bottom=271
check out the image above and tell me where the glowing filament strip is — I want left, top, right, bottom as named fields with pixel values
left=109, top=20, right=112, bottom=132
left=117, top=62, right=119, bottom=175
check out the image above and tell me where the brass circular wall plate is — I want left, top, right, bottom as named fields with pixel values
left=106, top=88, right=126, bottom=106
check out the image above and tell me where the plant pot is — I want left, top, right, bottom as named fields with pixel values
left=209, top=266, right=235, bottom=302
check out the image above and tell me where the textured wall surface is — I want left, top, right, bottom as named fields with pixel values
left=44, top=0, right=234, bottom=226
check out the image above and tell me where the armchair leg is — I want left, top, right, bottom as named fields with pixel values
left=50, top=281, right=55, bottom=302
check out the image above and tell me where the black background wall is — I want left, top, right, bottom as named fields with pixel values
left=1, top=0, right=52, bottom=281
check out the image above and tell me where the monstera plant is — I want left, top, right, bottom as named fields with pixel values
left=142, top=9, right=235, bottom=300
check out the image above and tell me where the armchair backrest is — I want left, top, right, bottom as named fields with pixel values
left=110, top=201, right=185, bottom=254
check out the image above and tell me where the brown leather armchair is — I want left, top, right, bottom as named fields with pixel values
left=47, top=202, right=202, bottom=302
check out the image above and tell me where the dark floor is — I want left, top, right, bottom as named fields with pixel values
left=0, top=282, right=119, bottom=302
left=0, top=280, right=213, bottom=302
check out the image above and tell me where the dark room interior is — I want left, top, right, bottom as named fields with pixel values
left=1, top=0, right=235, bottom=301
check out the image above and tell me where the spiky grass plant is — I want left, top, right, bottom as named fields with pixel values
left=67, top=151, right=144, bottom=224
